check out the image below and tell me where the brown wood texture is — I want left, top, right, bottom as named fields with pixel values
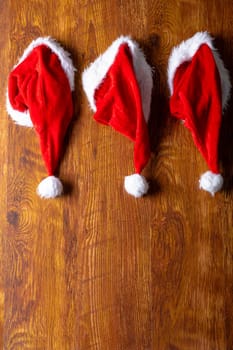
left=1, top=0, right=233, bottom=349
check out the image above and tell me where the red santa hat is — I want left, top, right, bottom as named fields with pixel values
left=6, top=37, right=75, bottom=198
left=82, top=36, right=153, bottom=198
left=168, top=32, right=231, bottom=196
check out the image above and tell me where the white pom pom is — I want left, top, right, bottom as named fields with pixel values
left=124, top=174, right=149, bottom=198
left=37, top=176, right=63, bottom=199
left=199, top=171, right=223, bottom=196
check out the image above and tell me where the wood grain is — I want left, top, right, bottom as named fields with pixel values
left=1, top=0, right=233, bottom=349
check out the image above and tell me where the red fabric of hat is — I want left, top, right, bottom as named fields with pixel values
left=7, top=38, right=75, bottom=198
left=93, top=43, right=150, bottom=174
left=170, top=43, right=222, bottom=174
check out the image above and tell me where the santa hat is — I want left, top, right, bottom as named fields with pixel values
left=168, top=32, right=231, bottom=196
left=6, top=37, right=75, bottom=198
left=82, top=36, right=153, bottom=198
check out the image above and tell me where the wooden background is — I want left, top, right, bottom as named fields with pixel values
left=1, top=0, right=233, bottom=349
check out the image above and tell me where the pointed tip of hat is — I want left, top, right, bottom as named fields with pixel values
left=199, top=171, right=223, bottom=196
left=124, top=173, right=149, bottom=198
left=37, top=176, right=63, bottom=199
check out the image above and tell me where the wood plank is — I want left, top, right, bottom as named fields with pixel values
left=0, top=1, right=10, bottom=348
left=1, top=0, right=233, bottom=349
